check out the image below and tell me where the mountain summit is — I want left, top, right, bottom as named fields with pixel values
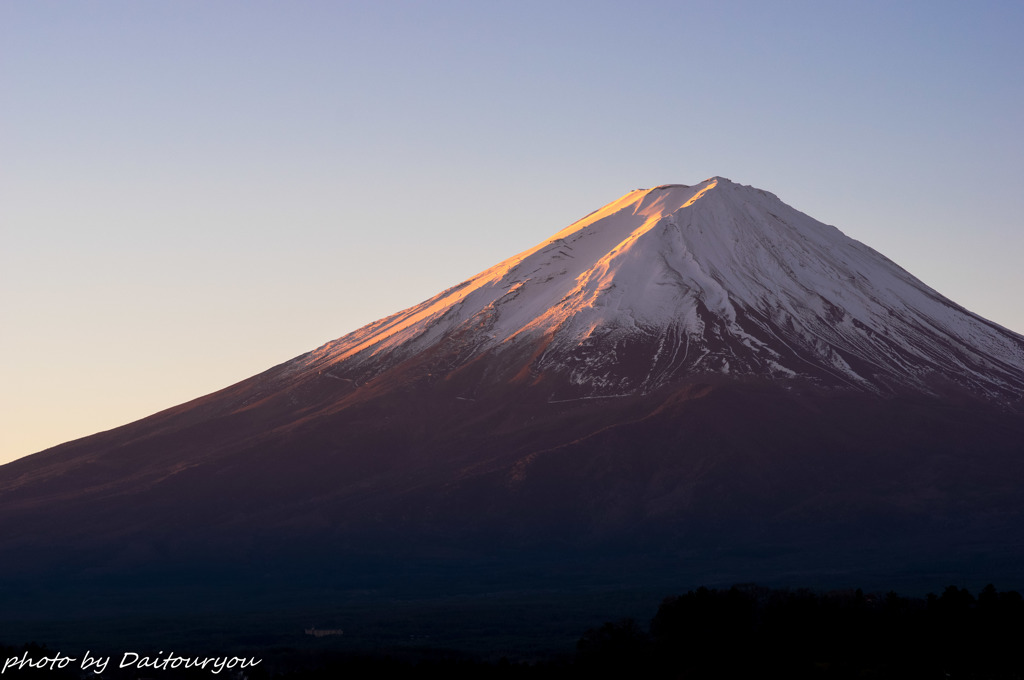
left=303, top=176, right=1024, bottom=402
left=3, top=178, right=1024, bottom=597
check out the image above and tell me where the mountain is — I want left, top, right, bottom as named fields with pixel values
left=3, top=177, right=1024, bottom=603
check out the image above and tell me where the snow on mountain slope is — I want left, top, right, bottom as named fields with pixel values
left=301, top=178, right=1024, bottom=402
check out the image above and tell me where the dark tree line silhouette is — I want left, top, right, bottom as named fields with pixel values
left=577, top=583, right=1024, bottom=678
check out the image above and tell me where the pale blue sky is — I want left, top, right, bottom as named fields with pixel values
left=2, top=1, right=1023, bottom=463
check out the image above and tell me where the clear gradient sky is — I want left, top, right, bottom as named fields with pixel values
left=2, top=1, right=1023, bottom=464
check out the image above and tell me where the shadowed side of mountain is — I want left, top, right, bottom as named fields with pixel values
left=3, top=372, right=1024, bottom=599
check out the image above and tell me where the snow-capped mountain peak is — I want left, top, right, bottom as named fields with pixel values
left=304, top=178, right=1024, bottom=403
